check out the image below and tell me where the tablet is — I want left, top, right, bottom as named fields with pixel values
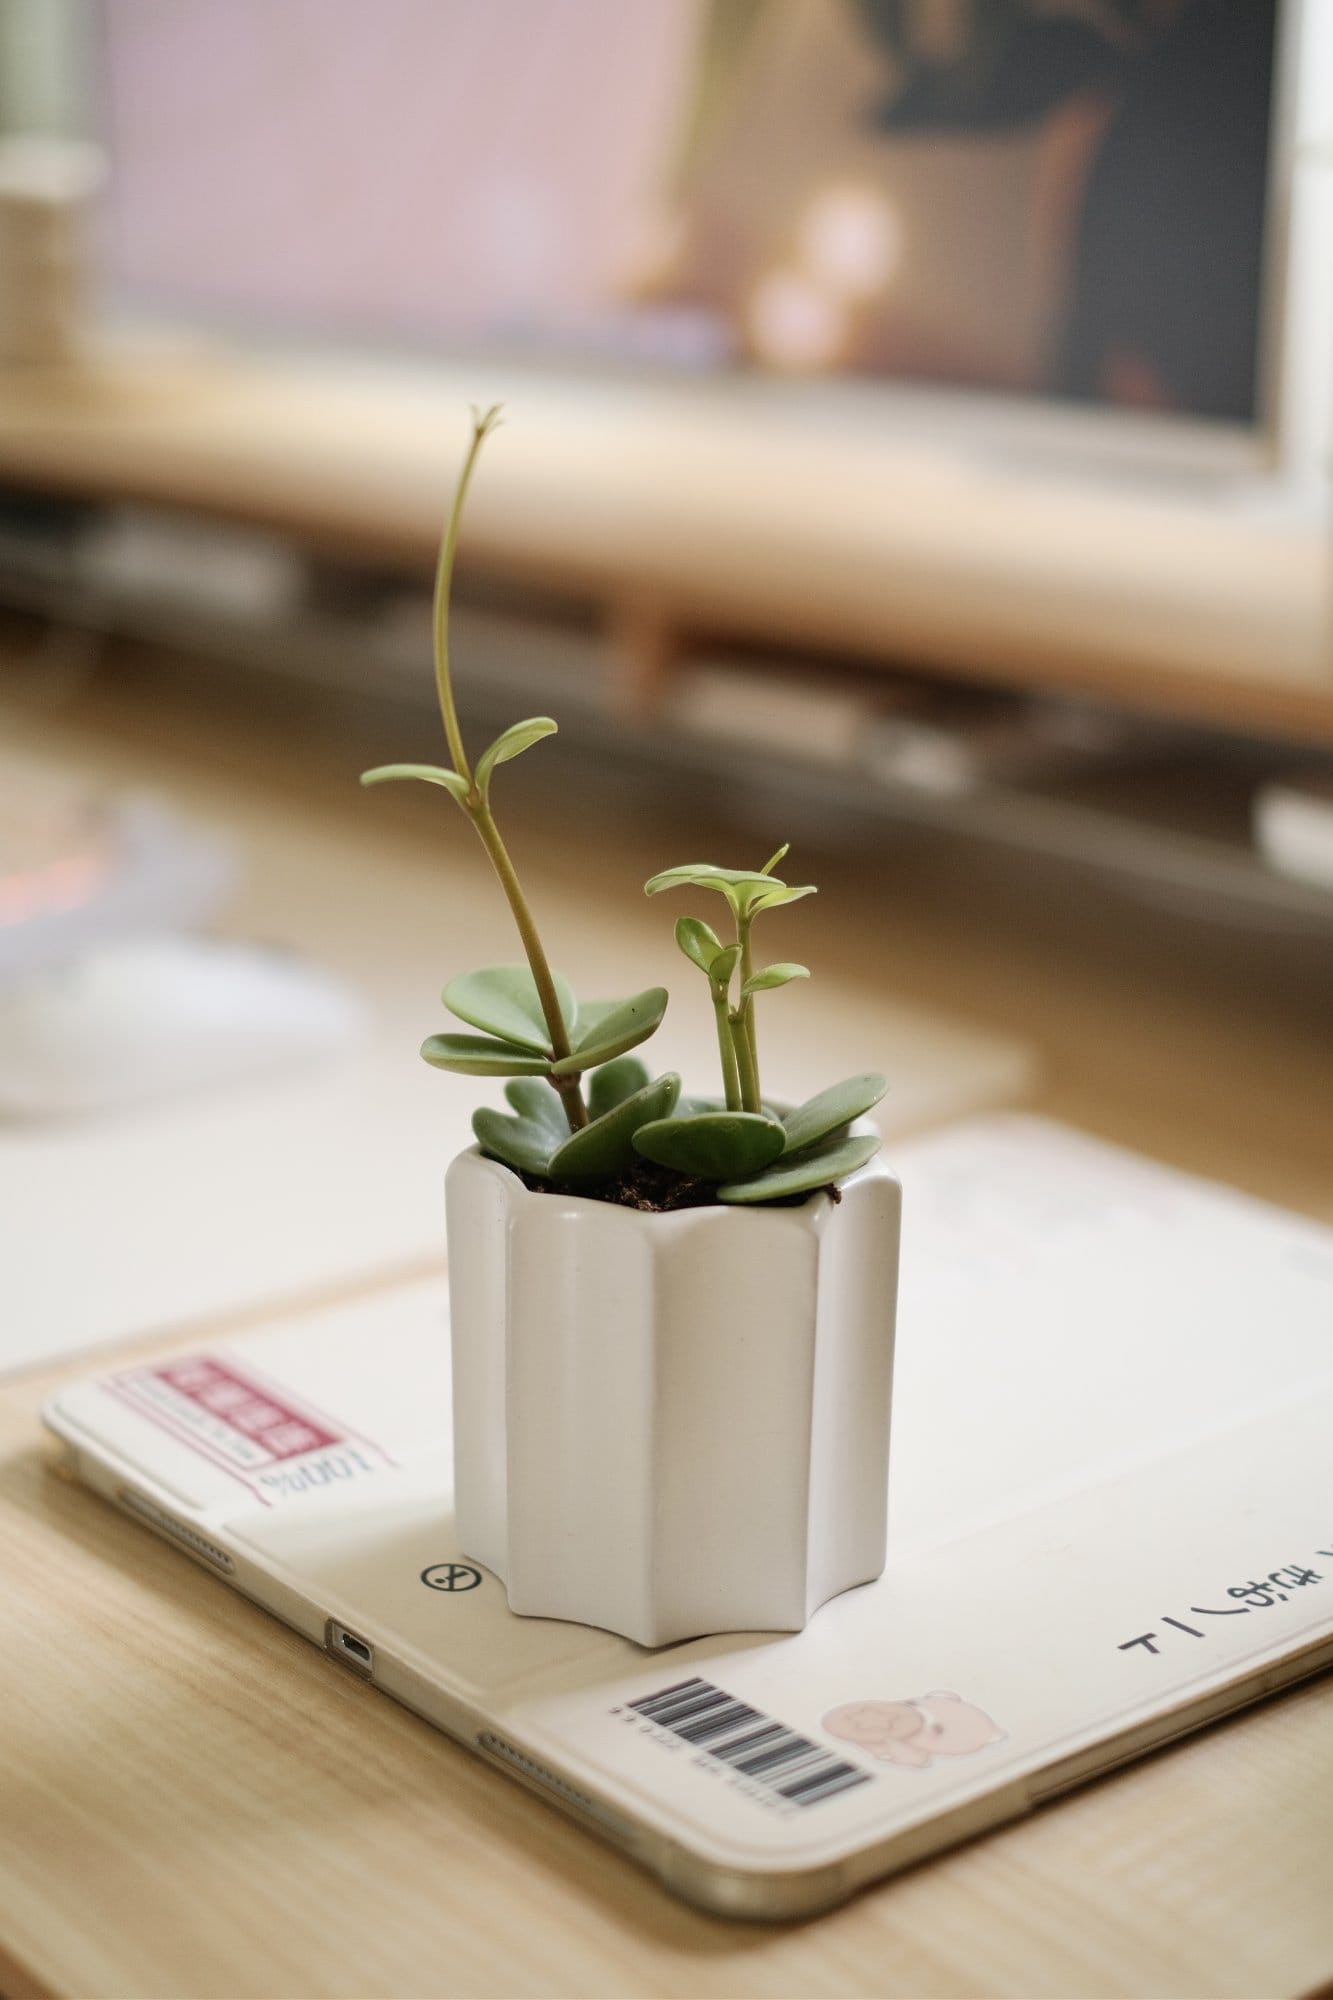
left=42, top=1117, right=1333, bottom=1918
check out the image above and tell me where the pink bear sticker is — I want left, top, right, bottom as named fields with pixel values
left=822, top=1693, right=1004, bottom=1769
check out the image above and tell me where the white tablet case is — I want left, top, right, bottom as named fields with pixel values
left=43, top=1117, right=1333, bottom=1918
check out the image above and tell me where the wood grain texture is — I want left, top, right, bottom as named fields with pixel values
left=1, top=654, right=1331, bottom=1998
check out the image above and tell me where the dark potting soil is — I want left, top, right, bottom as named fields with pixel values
left=513, top=1155, right=840, bottom=1212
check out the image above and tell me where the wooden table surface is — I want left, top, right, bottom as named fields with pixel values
left=2, top=644, right=1332, bottom=2000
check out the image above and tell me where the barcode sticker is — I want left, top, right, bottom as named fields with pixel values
left=626, top=1676, right=872, bottom=1811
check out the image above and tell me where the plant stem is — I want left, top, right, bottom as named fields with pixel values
left=471, top=803, right=587, bottom=1129
left=730, top=1008, right=761, bottom=1113
left=711, top=988, right=742, bottom=1110
left=737, top=911, right=761, bottom=1108
left=429, top=407, right=586, bottom=1135
left=432, top=407, right=501, bottom=783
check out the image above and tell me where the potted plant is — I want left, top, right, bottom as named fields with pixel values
left=362, top=407, right=901, bottom=1646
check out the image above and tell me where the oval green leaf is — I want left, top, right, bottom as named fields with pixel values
left=781, top=1073, right=888, bottom=1156
left=443, top=965, right=576, bottom=1054
left=674, top=915, right=723, bottom=976
left=632, top=1111, right=786, bottom=1181
left=570, top=998, right=615, bottom=1042
left=475, top=716, right=557, bottom=797
left=551, top=987, right=668, bottom=1074
left=472, top=1106, right=556, bottom=1178
left=360, top=763, right=470, bottom=803
left=749, top=882, right=817, bottom=913
left=710, top=943, right=742, bottom=988
left=645, top=863, right=777, bottom=904
left=587, top=1054, right=651, bottom=1121
left=741, top=961, right=809, bottom=998
left=420, top=1032, right=552, bottom=1077
left=503, top=1076, right=570, bottom=1139
left=719, top=1131, right=880, bottom=1204
left=548, top=1072, right=681, bottom=1181
left=678, top=1095, right=788, bottom=1121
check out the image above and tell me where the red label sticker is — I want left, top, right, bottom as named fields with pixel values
left=151, top=1357, right=339, bottom=1460
left=103, top=1353, right=386, bottom=1501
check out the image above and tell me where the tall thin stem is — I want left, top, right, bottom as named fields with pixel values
left=737, top=911, right=761, bottom=1108
left=430, top=406, right=586, bottom=1134
left=711, top=988, right=742, bottom=1110
left=471, top=804, right=587, bottom=1129
left=432, top=407, right=501, bottom=783
left=730, top=1008, right=761, bottom=1113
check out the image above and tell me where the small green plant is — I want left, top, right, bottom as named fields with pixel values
left=631, top=861, right=886, bottom=1203
left=361, top=406, right=886, bottom=1207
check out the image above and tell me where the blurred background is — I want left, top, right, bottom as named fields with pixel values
left=0, top=0, right=1330, bottom=1370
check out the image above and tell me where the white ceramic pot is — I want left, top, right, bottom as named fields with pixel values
left=444, top=1132, right=901, bottom=1647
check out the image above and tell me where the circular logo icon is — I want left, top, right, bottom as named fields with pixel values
left=421, top=1561, right=482, bottom=1593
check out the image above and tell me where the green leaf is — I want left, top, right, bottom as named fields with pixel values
left=570, top=998, right=616, bottom=1042
left=749, top=882, right=817, bottom=913
left=474, top=716, right=557, bottom=797
left=781, top=1073, right=887, bottom=1156
left=645, top=863, right=775, bottom=897
left=360, top=763, right=470, bottom=803
left=741, top=961, right=809, bottom=998
left=710, top=943, right=742, bottom=987
left=647, top=859, right=817, bottom=919
left=472, top=1105, right=556, bottom=1178
left=719, top=1131, right=880, bottom=1204
left=421, top=1033, right=552, bottom=1077
left=677, top=1095, right=788, bottom=1119
left=633, top=1111, right=786, bottom=1181
left=587, top=1054, right=651, bottom=1120
left=645, top=863, right=777, bottom=917
left=551, top=987, right=668, bottom=1074
left=503, top=1077, right=569, bottom=1139
left=674, top=915, right=724, bottom=976
left=548, top=1072, right=681, bottom=1180
left=760, top=843, right=789, bottom=875
left=443, top=965, right=576, bottom=1055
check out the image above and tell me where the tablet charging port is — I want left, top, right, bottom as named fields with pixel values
left=326, top=1619, right=374, bottom=1676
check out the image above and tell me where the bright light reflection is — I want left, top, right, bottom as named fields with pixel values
left=798, top=184, right=903, bottom=301
left=746, top=267, right=846, bottom=370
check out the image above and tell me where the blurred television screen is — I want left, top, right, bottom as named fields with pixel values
left=99, top=0, right=1277, bottom=423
